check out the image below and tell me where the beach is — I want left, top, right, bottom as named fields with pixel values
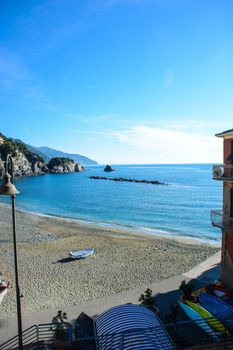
left=0, top=204, right=219, bottom=318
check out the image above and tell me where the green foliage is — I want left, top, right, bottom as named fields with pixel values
left=48, top=157, right=74, bottom=170
left=179, top=280, right=194, bottom=300
left=0, top=138, right=44, bottom=163
left=0, top=140, right=17, bottom=159
left=139, top=288, right=153, bottom=307
left=52, top=310, right=68, bottom=330
left=52, top=310, right=70, bottom=341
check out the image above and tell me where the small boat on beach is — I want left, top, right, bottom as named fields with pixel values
left=69, top=248, right=94, bottom=259
left=0, top=280, right=11, bottom=304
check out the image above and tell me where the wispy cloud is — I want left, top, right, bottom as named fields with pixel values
left=0, top=47, right=61, bottom=113
left=13, top=0, right=145, bottom=58
left=67, top=114, right=115, bottom=128
left=68, top=121, right=223, bottom=163
left=23, top=126, right=30, bottom=133
left=71, top=129, right=110, bottom=136
left=15, top=1, right=93, bottom=57
left=67, top=114, right=113, bottom=122
left=0, top=48, right=32, bottom=92
left=106, top=125, right=222, bottom=163
left=161, top=119, right=232, bottom=135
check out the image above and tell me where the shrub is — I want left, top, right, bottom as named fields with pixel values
left=48, top=157, right=74, bottom=170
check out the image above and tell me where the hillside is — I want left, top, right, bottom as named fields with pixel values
left=0, top=133, right=88, bottom=176
left=0, top=134, right=47, bottom=176
left=31, top=146, right=97, bottom=165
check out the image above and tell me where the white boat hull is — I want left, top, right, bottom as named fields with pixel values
left=0, top=289, right=8, bottom=304
left=69, top=248, right=94, bottom=259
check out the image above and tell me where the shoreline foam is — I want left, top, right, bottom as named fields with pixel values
left=0, top=203, right=221, bottom=247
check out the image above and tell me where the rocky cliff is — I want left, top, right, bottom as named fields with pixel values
left=0, top=135, right=47, bottom=177
left=0, top=133, right=84, bottom=177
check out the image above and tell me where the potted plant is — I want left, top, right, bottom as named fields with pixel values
left=179, top=280, right=194, bottom=301
left=139, top=288, right=160, bottom=315
left=52, top=310, right=70, bottom=341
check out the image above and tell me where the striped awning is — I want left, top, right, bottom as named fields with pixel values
left=95, top=304, right=175, bottom=350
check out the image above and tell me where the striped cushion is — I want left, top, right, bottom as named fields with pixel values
left=199, top=292, right=233, bottom=328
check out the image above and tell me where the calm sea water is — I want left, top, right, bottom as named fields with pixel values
left=4, top=164, right=222, bottom=244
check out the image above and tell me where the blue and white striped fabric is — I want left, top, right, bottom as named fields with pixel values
left=199, top=292, right=233, bottom=329
left=95, top=304, right=175, bottom=350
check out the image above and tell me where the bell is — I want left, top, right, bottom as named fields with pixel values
left=0, top=172, right=20, bottom=196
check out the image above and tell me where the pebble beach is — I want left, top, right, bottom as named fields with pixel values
left=0, top=203, right=219, bottom=318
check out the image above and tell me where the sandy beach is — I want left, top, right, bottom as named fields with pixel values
left=0, top=204, right=219, bottom=318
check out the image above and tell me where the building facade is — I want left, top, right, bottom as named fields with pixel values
left=212, top=128, right=233, bottom=289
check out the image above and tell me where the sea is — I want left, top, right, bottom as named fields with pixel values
left=4, top=164, right=222, bottom=245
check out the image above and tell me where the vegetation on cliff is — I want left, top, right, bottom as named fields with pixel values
left=0, top=138, right=44, bottom=164
left=48, top=157, right=83, bottom=173
left=0, top=133, right=84, bottom=176
left=48, top=157, right=74, bottom=170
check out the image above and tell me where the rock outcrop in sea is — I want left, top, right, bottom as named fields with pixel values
left=48, top=157, right=84, bottom=173
left=104, top=165, right=114, bottom=172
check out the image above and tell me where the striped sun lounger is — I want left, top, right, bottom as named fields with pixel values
left=199, top=292, right=233, bottom=329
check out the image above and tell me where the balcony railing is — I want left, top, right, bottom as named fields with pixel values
left=1, top=318, right=233, bottom=350
left=0, top=323, right=73, bottom=350
left=211, top=210, right=233, bottom=231
left=212, top=164, right=233, bottom=181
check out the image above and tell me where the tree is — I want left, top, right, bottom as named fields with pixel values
left=48, top=157, right=74, bottom=170
left=0, top=140, right=17, bottom=160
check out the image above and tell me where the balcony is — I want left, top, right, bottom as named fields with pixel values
left=211, top=210, right=233, bottom=231
left=212, top=164, right=233, bottom=181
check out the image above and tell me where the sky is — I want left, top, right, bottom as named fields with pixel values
left=0, top=0, right=233, bottom=164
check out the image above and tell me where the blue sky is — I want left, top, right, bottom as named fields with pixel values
left=0, top=0, right=233, bottom=164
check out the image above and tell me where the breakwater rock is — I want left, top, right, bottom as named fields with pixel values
left=90, top=176, right=166, bottom=185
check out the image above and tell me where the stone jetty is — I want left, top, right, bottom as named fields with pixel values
left=89, top=176, right=166, bottom=185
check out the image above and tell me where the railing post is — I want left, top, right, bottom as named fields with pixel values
left=36, top=325, right=39, bottom=350
left=68, top=324, right=72, bottom=350
left=172, top=322, right=176, bottom=345
left=224, top=325, right=228, bottom=347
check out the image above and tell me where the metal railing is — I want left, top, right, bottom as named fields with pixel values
left=1, top=317, right=233, bottom=349
left=0, top=323, right=72, bottom=350
left=0, top=325, right=37, bottom=350
left=75, top=318, right=233, bottom=349
left=212, top=164, right=233, bottom=181
left=95, top=326, right=175, bottom=350
left=211, top=210, right=233, bottom=231
left=165, top=317, right=232, bottom=349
